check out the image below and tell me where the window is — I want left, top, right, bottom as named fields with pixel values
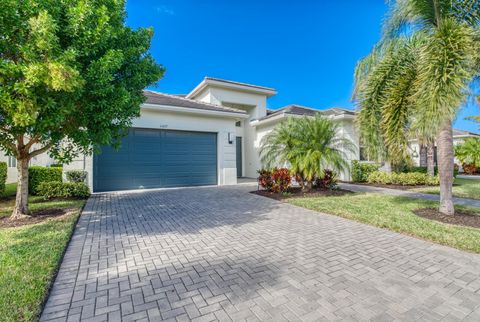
left=235, top=121, right=242, bottom=127
left=8, top=156, right=16, bottom=168
left=359, top=147, right=369, bottom=161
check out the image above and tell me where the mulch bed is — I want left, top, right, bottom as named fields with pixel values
left=0, top=208, right=72, bottom=228
left=252, top=187, right=354, bottom=201
left=414, top=208, right=480, bottom=229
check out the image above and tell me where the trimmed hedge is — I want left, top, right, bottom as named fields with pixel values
left=351, top=160, right=380, bottom=183
left=0, top=162, right=6, bottom=195
left=65, top=170, right=87, bottom=183
left=367, top=171, right=440, bottom=186
left=404, top=165, right=459, bottom=177
left=29, top=166, right=63, bottom=195
left=37, top=182, right=90, bottom=200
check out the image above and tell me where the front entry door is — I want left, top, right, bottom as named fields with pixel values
left=236, top=137, right=242, bottom=177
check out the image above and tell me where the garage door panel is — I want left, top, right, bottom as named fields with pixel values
left=94, top=129, right=217, bottom=192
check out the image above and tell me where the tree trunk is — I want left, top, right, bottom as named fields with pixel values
left=305, top=180, right=313, bottom=192
left=382, top=161, right=392, bottom=173
left=437, top=120, right=454, bottom=216
left=11, top=159, right=30, bottom=219
left=426, top=144, right=435, bottom=177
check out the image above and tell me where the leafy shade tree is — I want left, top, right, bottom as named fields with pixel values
left=455, top=137, right=480, bottom=167
left=260, top=114, right=354, bottom=191
left=353, top=0, right=480, bottom=215
left=0, top=0, right=165, bottom=219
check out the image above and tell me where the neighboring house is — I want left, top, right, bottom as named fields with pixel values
left=0, top=152, right=55, bottom=183
left=409, top=129, right=480, bottom=168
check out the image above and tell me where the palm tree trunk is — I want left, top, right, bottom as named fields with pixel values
left=382, top=161, right=392, bottom=173
left=426, top=144, right=435, bottom=176
left=305, top=180, right=313, bottom=192
left=437, top=120, right=454, bottom=216
left=11, top=158, right=30, bottom=219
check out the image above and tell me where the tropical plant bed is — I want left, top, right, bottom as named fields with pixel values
left=414, top=208, right=480, bottom=229
left=252, top=187, right=353, bottom=200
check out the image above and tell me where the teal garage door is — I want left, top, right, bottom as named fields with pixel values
left=93, top=128, right=217, bottom=192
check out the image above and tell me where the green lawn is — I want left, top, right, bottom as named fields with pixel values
left=412, top=178, right=480, bottom=200
left=288, top=193, right=480, bottom=253
left=0, top=183, right=86, bottom=321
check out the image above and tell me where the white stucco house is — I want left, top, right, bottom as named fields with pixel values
left=61, top=77, right=360, bottom=192
left=2, top=77, right=478, bottom=191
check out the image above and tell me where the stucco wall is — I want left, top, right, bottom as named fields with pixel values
left=195, top=87, right=269, bottom=178
left=64, top=106, right=239, bottom=191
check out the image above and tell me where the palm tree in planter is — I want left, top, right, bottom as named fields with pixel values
left=260, top=114, right=354, bottom=191
left=353, top=0, right=480, bottom=215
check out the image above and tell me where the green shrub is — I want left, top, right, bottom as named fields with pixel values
left=351, top=160, right=380, bottom=182
left=50, top=163, right=63, bottom=168
left=28, top=166, right=63, bottom=195
left=0, top=162, right=7, bottom=195
left=37, top=182, right=90, bottom=200
left=65, top=170, right=87, bottom=183
left=367, top=171, right=439, bottom=186
left=404, top=165, right=458, bottom=177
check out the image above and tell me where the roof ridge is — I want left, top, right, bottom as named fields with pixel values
left=143, top=90, right=246, bottom=114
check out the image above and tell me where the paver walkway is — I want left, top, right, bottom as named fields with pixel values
left=41, top=185, right=480, bottom=321
left=339, top=182, right=480, bottom=208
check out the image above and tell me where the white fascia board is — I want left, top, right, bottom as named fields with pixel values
left=187, top=79, right=277, bottom=99
left=141, top=103, right=249, bottom=119
left=330, top=114, right=356, bottom=121
left=250, top=113, right=286, bottom=127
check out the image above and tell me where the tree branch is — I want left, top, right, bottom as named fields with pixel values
left=29, top=143, right=54, bottom=158
left=24, top=134, right=40, bottom=151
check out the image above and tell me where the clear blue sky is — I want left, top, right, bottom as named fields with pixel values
left=126, top=0, right=479, bottom=133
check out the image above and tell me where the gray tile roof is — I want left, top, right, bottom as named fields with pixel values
left=259, top=105, right=355, bottom=121
left=453, top=129, right=480, bottom=137
left=143, top=90, right=247, bottom=115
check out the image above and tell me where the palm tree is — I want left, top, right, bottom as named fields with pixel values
left=455, top=137, right=480, bottom=167
left=260, top=114, right=354, bottom=190
left=353, top=0, right=480, bottom=215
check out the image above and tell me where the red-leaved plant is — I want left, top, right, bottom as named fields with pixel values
left=258, top=168, right=292, bottom=193
left=462, top=163, right=478, bottom=175
left=257, top=169, right=274, bottom=191
left=271, top=168, right=292, bottom=193
left=314, top=169, right=338, bottom=190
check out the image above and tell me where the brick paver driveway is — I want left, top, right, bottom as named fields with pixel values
left=41, top=185, right=480, bottom=321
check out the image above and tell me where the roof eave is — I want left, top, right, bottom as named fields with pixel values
left=141, top=103, right=249, bottom=119
left=186, top=78, right=277, bottom=99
